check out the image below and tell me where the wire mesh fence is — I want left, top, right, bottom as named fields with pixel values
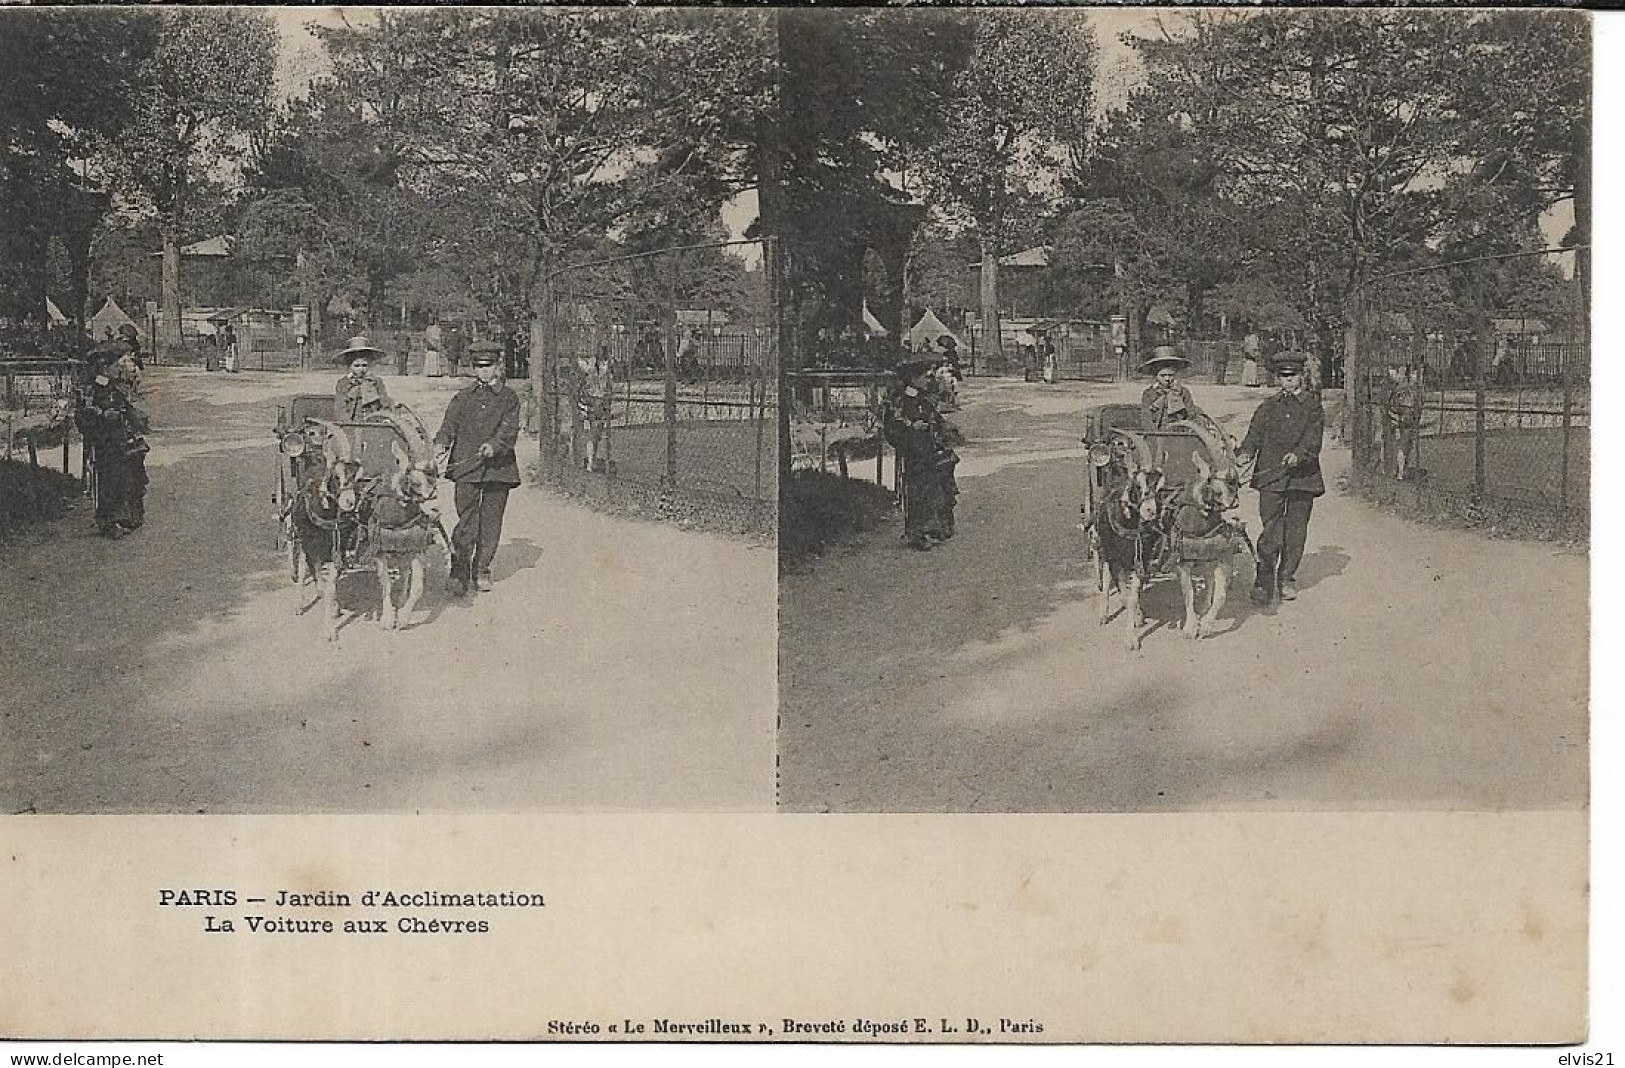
left=534, top=240, right=777, bottom=536
left=786, top=369, right=896, bottom=489
left=1347, top=250, right=1588, bottom=539
left=0, top=357, right=79, bottom=470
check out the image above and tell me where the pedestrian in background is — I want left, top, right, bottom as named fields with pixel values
left=577, top=345, right=614, bottom=472
left=883, top=359, right=959, bottom=551
left=423, top=319, right=444, bottom=378
left=76, top=345, right=150, bottom=539
left=1240, top=332, right=1262, bottom=387
left=1212, top=340, right=1230, bottom=385
left=222, top=322, right=239, bottom=373
left=117, top=324, right=145, bottom=370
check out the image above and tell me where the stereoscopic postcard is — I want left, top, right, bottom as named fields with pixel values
left=0, top=4, right=1598, bottom=1049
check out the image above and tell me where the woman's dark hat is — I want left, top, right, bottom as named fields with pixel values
left=85, top=342, right=128, bottom=368
left=1139, top=345, right=1190, bottom=375
left=895, top=359, right=937, bottom=382
left=334, top=335, right=385, bottom=365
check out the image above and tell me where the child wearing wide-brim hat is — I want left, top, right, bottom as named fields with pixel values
left=333, top=335, right=395, bottom=421
left=1139, top=345, right=1205, bottom=430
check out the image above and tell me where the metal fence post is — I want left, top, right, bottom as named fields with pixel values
left=1346, top=289, right=1366, bottom=471
left=1474, top=331, right=1488, bottom=500
left=753, top=372, right=765, bottom=499
left=1560, top=346, right=1573, bottom=523
left=664, top=322, right=678, bottom=486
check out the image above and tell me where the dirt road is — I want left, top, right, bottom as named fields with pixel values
left=779, top=378, right=1588, bottom=812
left=1, top=367, right=775, bottom=813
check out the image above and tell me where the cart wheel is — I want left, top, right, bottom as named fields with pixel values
left=1080, top=472, right=1097, bottom=559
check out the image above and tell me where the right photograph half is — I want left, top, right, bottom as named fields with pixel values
left=774, top=7, right=1590, bottom=813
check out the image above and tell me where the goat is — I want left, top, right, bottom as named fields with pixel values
left=370, top=439, right=445, bottom=631
left=289, top=424, right=368, bottom=643
left=1165, top=450, right=1254, bottom=640
left=1086, top=466, right=1166, bottom=651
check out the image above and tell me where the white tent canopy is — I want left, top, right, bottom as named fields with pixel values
left=861, top=301, right=888, bottom=337
left=88, top=296, right=137, bottom=338
left=908, top=307, right=964, bottom=353
left=45, top=297, right=69, bottom=325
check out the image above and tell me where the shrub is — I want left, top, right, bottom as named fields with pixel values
left=0, top=459, right=83, bottom=536
left=779, top=468, right=896, bottom=568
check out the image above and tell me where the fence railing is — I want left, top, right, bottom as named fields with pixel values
left=1349, top=254, right=1587, bottom=538
left=786, top=369, right=895, bottom=487
left=958, top=333, right=1318, bottom=384
left=534, top=239, right=777, bottom=535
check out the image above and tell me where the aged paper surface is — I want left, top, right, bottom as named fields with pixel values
left=0, top=4, right=1607, bottom=1052
left=0, top=813, right=1591, bottom=1042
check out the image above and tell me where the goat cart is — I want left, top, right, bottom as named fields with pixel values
left=1079, top=403, right=1254, bottom=646
left=1078, top=403, right=1243, bottom=544
left=273, top=395, right=448, bottom=640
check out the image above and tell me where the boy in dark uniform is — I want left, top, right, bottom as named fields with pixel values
left=1236, top=351, right=1324, bottom=605
left=434, top=341, right=522, bottom=594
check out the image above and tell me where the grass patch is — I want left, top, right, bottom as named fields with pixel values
left=0, top=459, right=83, bottom=536
left=780, top=468, right=897, bottom=569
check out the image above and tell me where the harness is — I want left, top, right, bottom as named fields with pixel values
left=1164, top=493, right=1251, bottom=564
left=370, top=483, right=442, bottom=555
left=1102, top=492, right=1164, bottom=576
left=296, top=473, right=384, bottom=569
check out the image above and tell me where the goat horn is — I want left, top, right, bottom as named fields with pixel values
left=323, top=422, right=355, bottom=467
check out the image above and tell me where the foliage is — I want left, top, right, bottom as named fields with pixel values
left=254, top=9, right=770, bottom=344
left=903, top=226, right=978, bottom=321
left=779, top=468, right=897, bottom=569
left=1063, top=9, right=1589, bottom=346
left=96, top=11, right=279, bottom=223
left=913, top=11, right=1095, bottom=244
left=0, top=460, right=83, bottom=537
left=88, top=9, right=278, bottom=349
left=911, top=9, right=1097, bottom=354
left=0, top=10, right=156, bottom=322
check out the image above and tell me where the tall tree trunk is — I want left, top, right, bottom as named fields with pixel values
left=1573, top=99, right=1591, bottom=344
left=295, top=247, right=313, bottom=322
left=61, top=186, right=103, bottom=329
left=367, top=276, right=386, bottom=333
left=978, top=231, right=1001, bottom=366
left=161, top=221, right=183, bottom=354
left=755, top=21, right=792, bottom=497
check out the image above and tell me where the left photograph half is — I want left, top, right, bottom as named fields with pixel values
left=0, top=6, right=778, bottom=813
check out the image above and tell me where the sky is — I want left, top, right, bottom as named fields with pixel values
left=271, top=6, right=350, bottom=101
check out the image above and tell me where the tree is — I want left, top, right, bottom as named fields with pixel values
left=0, top=10, right=155, bottom=324
left=1075, top=9, right=1588, bottom=380
left=247, top=85, right=430, bottom=337
left=97, top=9, right=277, bottom=353
left=773, top=10, right=974, bottom=351
left=913, top=9, right=1097, bottom=362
